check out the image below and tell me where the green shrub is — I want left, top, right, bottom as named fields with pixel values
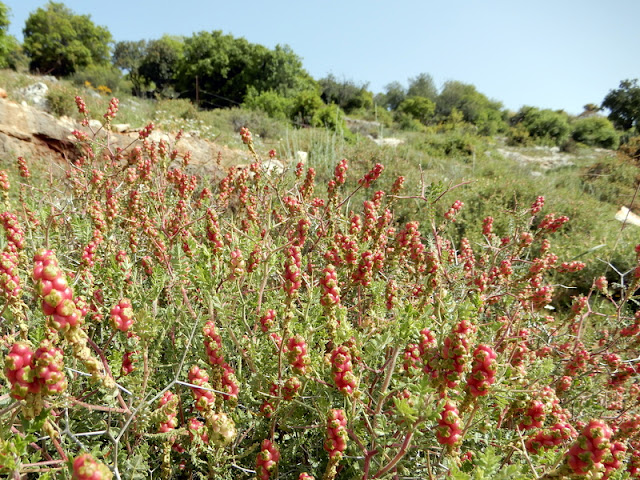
left=571, top=116, right=620, bottom=149
left=506, top=123, right=532, bottom=146
left=290, top=89, right=324, bottom=126
left=396, top=96, right=435, bottom=125
left=70, top=64, right=129, bottom=94
left=512, top=106, right=571, bottom=145
left=45, top=83, right=78, bottom=117
left=243, top=88, right=293, bottom=121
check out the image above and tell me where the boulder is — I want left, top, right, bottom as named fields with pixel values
left=19, top=82, right=49, bottom=110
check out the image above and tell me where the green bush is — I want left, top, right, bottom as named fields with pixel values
left=243, top=88, right=293, bottom=121
left=571, top=116, right=620, bottom=149
left=70, top=64, right=129, bottom=94
left=396, top=96, right=435, bottom=125
left=290, top=89, right=324, bottom=126
left=513, top=106, right=571, bottom=145
left=45, top=83, right=78, bottom=117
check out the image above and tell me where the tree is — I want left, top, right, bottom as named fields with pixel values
left=376, top=81, right=406, bottom=111
left=571, top=116, right=619, bottom=149
left=319, top=74, right=373, bottom=113
left=138, top=36, right=183, bottom=96
left=396, top=96, right=435, bottom=125
left=407, top=73, right=438, bottom=101
left=23, top=2, right=112, bottom=76
left=602, top=79, right=640, bottom=131
left=112, top=40, right=147, bottom=95
left=512, top=106, right=570, bottom=145
left=175, top=31, right=311, bottom=108
left=0, top=2, right=19, bottom=69
left=436, top=81, right=506, bottom=135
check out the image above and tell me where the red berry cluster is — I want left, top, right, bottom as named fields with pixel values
left=402, top=343, right=422, bottom=375
left=121, top=350, right=136, bottom=376
left=34, top=340, right=67, bottom=395
left=334, top=159, right=348, bottom=186
left=187, top=417, right=209, bottom=444
left=240, top=127, right=252, bottom=145
left=157, top=391, right=178, bottom=433
left=531, top=195, right=545, bottom=215
left=467, top=344, right=497, bottom=397
left=283, top=376, right=302, bottom=400
left=0, top=249, right=20, bottom=298
left=603, top=441, right=626, bottom=479
left=440, top=319, right=475, bottom=388
left=0, top=170, right=8, bottom=191
left=319, top=264, right=341, bottom=307
left=259, top=309, right=276, bottom=332
left=110, top=298, right=134, bottom=332
left=256, top=439, right=280, bottom=480
left=358, top=163, right=384, bottom=188
left=567, top=419, right=614, bottom=476
left=525, top=421, right=577, bottom=454
left=202, top=321, right=239, bottom=401
left=298, top=474, right=315, bottom=480
left=72, top=453, right=112, bottom=480
left=519, top=399, right=546, bottom=430
left=482, top=216, right=494, bottom=236
left=74, top=95, right=89, bottom=115
left=229, top=248, right=245, bottom=280
left=444, top=200, right=464, bottom=221
left=330, top=345, right=357, bottom=395
left=287, top=334, right=310, bottom=375
left=538, top=213, right=570, bottom=233
left=436, top=401, right=463, bottom=446
left=0, top=212, right=25, bottom=250
left=33, top=249, right=83, bottom=332
left=283, top=246, right=302, bottom=297
left=188, top=365, right=216, bottom=412
left=5, top=342, right=40, bottom=399
left=138, top=122, right=154, bottom=140
left=324, top=408, right=348, bottom=459
left=104, top=97, right=119, bottom=119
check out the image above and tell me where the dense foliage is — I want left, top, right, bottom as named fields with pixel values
left=23, top=1, right=112, bottom=76
left=602, top=79, right=640, bottom=132
left=1, top=98, right=640, bottom=479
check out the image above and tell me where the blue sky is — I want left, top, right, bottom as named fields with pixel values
left=5, top=0, right=640, bottom=115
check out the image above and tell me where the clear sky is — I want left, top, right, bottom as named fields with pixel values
left=5, top=0, right=640, bottom=115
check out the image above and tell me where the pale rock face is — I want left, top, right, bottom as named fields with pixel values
left=295, top=151, right=308, bottom=164
left=372, top=137, right=404, bottom=147
left=19, top=82, right=49, bottom=110
left=615, top=206, right=640, bottom=228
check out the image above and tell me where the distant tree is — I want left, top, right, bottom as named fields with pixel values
left=138, top=36, right=183, bottom=96
left=580, top=103, right=601, bottom=116
left=175, top=31, right=311, bottom=108
left=602, top=79, right=640, bottom=131
left=512, top=106, right=570, bottom=145
left=243, top=88, right=293, bottom=121
left=290, top=89, right=324, bottom=126
left=377, top=81, right=406, bottom=111
left=571, top=116, right=619, bottom=149
left=396, top=96, right=435, bottom=125
left=0, top=2, right=20, bottom=69
left=23, top=2, right=112, bottom=76
left=112, top=40, right=147, bottom=95
left=436, top=81, right=506, bottom=135
left=251, top=44, right=316, bottom=96
left=407, top=73, right=438, bottom=101
left=319, top=74, right=373, bottom=113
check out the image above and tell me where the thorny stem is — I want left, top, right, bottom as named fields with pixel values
left=372, top=429, right=415, bottom=478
